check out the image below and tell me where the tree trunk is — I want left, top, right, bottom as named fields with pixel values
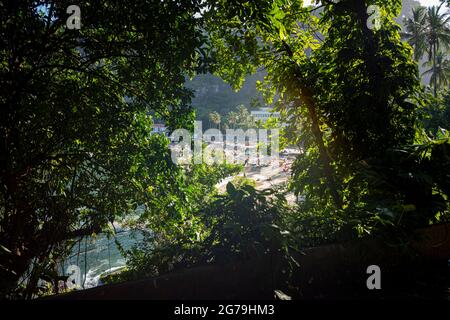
left=296, top=90, right=343, bottom=209
left=433, top=42, right=437, bottom=97
left=281, top=41, right=343, bottom=209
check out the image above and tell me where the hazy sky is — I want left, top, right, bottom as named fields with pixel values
left=304, top=0, right=446, bottom=7
left=419, top=0, right=445, bottom=6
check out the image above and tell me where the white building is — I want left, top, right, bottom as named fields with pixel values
left=251, top=108, right=280, bottom=122
left=151, top=123, right=168, bottom=136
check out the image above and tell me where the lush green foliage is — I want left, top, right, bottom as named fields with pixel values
left=2, top=0, right=450, bottom=299
left=423, top=90, right=450, bottom=133
left=202, top=0, right=449, bottom=237
left=423, top=52, right=450, bottom=89
left=123, top=182, right=293, bottom=280
left=0, top=0, right=208, bottom=298
left=122, top=1, right=449, bottom=289
left=187, top=73, right=265, bottom=124
left=230, top=175, right=257, bottom=188
left=225, top=104, right=256, bottom=129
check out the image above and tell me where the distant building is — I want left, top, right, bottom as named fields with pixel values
left=151, top=123, right=168, bottom=136
left=251, top=108, right=280, bottom=122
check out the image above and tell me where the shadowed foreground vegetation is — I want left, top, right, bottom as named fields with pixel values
left=1, top=0, right=449, bottom=299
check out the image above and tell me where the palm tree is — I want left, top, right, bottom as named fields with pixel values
left=404, top=4, right=450, bottom=96
left=425, top=4, right=450, bottom=96
left=423, top=51, right=450, bottom=90
left=226, top=111, right=237, bottom=129
left=235, top=105, right=253, bottom=129
left=209, top=111, right=221, bottom=130
left=425, top=4, right=450, bottom=57
left=404, top=6, right=427, bottom=60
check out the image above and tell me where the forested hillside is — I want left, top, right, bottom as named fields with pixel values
left=188, top=0, right=427, bottom=124
left=187, top=72, right=265, bottom=123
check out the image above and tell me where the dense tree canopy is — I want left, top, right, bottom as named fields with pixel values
left=1, top=0, right=449, bottom=299
left=0, top=0, right=209, bottom=297
left=202, top=0, right=449, bottom=233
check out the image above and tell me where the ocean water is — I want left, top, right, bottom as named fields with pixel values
left=60, top=229, right=143, bottom=289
